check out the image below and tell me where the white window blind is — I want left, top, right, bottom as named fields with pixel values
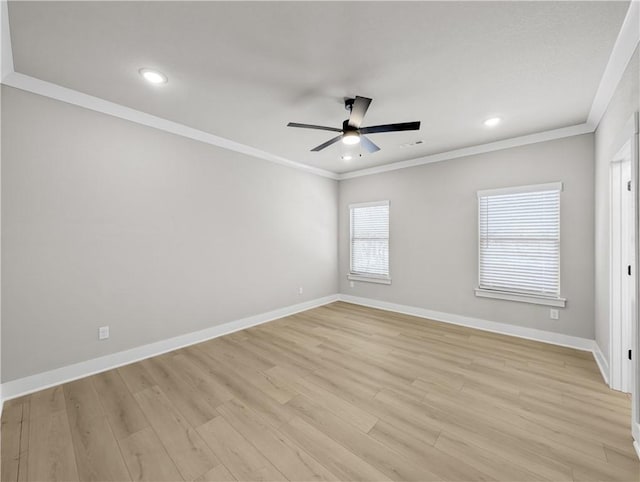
left=350, top=201, right=390, bottom=280
left=478, top=183, right=561, bottom=298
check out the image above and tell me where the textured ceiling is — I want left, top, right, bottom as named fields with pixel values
left=8, top=1, right=630, bottom=173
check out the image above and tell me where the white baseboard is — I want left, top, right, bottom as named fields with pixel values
left=337, top=294, right=596, bottom=352
left=1, top=295, right=338, bottom=402
left=592, top=342, right=610, bottom=386
left=634, top=440, right=640, bottom=461
left=0, top=293, right=609, bottom=403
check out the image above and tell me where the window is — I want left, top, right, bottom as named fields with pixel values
left=475, top=183, right=565, bottom=307
left=349, top=201, right=390, bottom=284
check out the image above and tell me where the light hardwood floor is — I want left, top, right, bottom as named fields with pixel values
left=2, top=302, right=639, bottom=481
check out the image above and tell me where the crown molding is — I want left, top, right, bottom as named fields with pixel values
left=1, top=2, right=637, bottom=181
left=337, top=123, right=594, bottom=180
left=1, top=72, right=339, bottom=180
left=339, top=0, right=639, bottom=180
left=587, top=0, right=640, bottom=127
left=0, top=7, right=339, bottom=181
left=1, top=5, right=338, bottom=180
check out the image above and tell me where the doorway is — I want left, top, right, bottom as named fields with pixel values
left=610, top=144, right=634, bottom=393
left=609, top=112, right=640, bottom=453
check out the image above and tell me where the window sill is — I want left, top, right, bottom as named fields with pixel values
left=348, top=274, right=392, bottom=285
left=475, top=288, right=566, bottom=307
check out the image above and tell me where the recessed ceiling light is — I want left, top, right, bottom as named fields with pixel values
left=483, top=117, right=502, bottom=127
left=342, top=155, right=353, bottom=161
left=342, top=132, right=361, bottom=145
left=139, top=68, right=168, bottom=84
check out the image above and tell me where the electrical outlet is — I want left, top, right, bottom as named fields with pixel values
left=298, top=286, right=303, bottom=295
left=550, top=309, right=559, bottom=320
left=350, top=281, right=355, bottom=288
left=99, top=326, right=110, bottom=340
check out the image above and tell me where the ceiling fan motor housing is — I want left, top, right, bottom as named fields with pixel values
left=344, top=98, right=356, bottom=112
left=342, top=119, right=357, bottom=134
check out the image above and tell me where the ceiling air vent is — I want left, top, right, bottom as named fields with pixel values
left=399, top=140, right=424, bottom=148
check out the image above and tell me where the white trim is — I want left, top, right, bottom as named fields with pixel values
left=337, top=124, right=593, bottom=180
left=0, top=69, right=596, bottom=183
left=476, top=182, right=563, bottom=198
left=634, top=440, right=640, bottom=461
left=348, top=200, right=389, bottom=209
left=338, top=294, right=595, bottom=352
left=588, top=1, right=640, bottom=128
left=474, top=289, right=566, bottom=308
left=0, top=2, right=635, bottom=181
left=1, top=0, right=13, bottom=81
left=0, top=295, right=338, bottom=402
left=339, top=0, right=639, bottom=185
left=0, top=294, right=611, bottom=404
left=0, top=65, right=592, bottom=184
left=348, top=274, right=392, bottom=285
left=593, top=342, right=610, bottom=386
left=1, top=72, right=339, bottom=181
left=631, top=111, right=640, bottom=447
left=609, top=146, right=634, bottom=393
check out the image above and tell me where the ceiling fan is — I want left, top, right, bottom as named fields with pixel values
left=287, top=96, right=421, bottom=153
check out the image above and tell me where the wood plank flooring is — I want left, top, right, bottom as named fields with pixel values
left=2, top=302, right=639, bottom=481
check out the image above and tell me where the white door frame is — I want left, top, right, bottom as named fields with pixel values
left=631, top=113, right=640, bottom=453
left=610, top=146, right=634, bottom=393
left=609, top=113, right=639, bottom=451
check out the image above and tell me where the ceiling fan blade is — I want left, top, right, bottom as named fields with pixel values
left=347, top=96, right=372, bottom=128
left=360, top=121, right=421, bottom=134
left=360, top=136, right=380, bottom=153
left=311, top=135, right=343, bottom=152
left=287, top=122, right=342, bottom=133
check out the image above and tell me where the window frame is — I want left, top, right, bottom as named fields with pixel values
left=348, top=200, right=391, bottom=285
left=474, top=182, right=566, bottom=307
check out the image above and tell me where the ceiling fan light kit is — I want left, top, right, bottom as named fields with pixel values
left=287, top=96, right=421, bottom=156
left=342, top=131, right=361, bottom=145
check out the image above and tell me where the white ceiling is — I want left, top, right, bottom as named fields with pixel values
left=7, top=1, right=630, bottom=174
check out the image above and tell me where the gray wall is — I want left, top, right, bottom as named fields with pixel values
left=1, top=86, right=338, bottom=382
left=594, top=47, right=640, bottom=363
left=339, top=134, right=595, bottom=339
left=0, top=71, right=616, bottom=382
